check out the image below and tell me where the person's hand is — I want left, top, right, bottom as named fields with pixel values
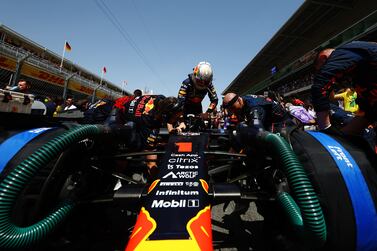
left=175, top=122, right=186, bottom=133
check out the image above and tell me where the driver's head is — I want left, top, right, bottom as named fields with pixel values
left=192, top=61, right=213, bottom=90
left=222, top=93, right=242, bottom=114
left=314, top=48, right=335, bottom=72
left=157, top=97, right=183, bottom=124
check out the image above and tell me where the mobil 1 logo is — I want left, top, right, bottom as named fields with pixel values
left=151, top=199, right=199, bottom=208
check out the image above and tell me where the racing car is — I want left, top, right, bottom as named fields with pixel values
left=0, top=110, right=376, bottom=251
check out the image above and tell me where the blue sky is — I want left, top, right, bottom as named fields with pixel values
left=1, top=0, right=304, bottom=105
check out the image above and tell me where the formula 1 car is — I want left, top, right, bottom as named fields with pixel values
left=0, top=111, right=376, bottom=251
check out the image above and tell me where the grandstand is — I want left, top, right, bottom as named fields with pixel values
left=0, top=24, right=130, bottom=101
left=223, top=0, right=377, bottom=101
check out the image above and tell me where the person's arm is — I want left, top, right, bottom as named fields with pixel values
left=311, top=49, right=363, bottom=129
left=167, top=123, right=174, bottom=133
left=178, top=80, right=188, bottom=106
left=333, top=91, right=345, bottom=101
left=206, top=82, right=218, bottom=113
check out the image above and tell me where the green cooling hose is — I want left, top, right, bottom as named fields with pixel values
left=0, top=124, right=103, bottom=249
left=264, top=133, right=327, bottom=247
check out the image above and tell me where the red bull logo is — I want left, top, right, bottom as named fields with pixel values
left=143, top=98, right=155, bottom=114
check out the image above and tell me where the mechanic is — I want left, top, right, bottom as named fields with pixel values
left=109, top=95, right=183, bottom=170
left=222, top=92, right=290, bottom=131
left=111, top=95, right=183, bottom=149
left=174, top=61, right=219, bottom=131
left=311, top=41, right=377, bottom=135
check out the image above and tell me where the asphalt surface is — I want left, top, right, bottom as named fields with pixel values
left=211, top=201, right=264, bottom=251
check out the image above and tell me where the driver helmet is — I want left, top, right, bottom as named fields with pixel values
left=193, top=61, right=213, bottom=90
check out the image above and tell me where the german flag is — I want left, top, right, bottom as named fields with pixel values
left=65, top=41, right=72, bottom=51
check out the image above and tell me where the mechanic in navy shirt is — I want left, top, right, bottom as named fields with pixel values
left=222, top=92, right=290, bottom=130
left=112, top=95, right=183, bottom=150
left=311, top=41, right=377, bottom=135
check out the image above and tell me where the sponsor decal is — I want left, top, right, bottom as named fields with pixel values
left=168, top=157, right=198, bottom=164
left=186, top=206, right=212, bottom=251
left=0, top=55, right=17, bottom=71
left=171, top=153, right=198, bottom=157
left=328, top=145, right=353, bottom=168
left=151, top=199, right=199, bottom=208
left=188, top=199, right=200, bottom=207
left=162, top=171, right=198, bottom=179
left=28, top=127, right=51, bottom=134
left=162, top=171, right=177, bottom=179
left=22, top=64, right=65, bottom=85
left=143, top=98, right=155, bottom=114
left=151, top=199, right=186, bottom=208
left=167, top=164, right=198, bottom=170
left=125, top=207, right=156, bottom=251
left=175, top=142, right=192, bottom=152
left=135, top=96, right=150, bottom=117
left=155, top=190, right=199, bottom=196
left=159, top=181, right=184, bottom=186
left=128, top=96, right=139, bottom=114
left=148, top=179, right=160, bottom=194
left=185, top=181, right=199, bottom=187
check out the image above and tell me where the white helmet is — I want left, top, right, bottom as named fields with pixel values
left=193, top=61, right=213, bottom=90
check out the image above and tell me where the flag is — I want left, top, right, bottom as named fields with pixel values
left=65, top=41, right=72, bottom=52
left=60, top=40, right=71, bottom=69
left=103, top=67, right=107, bottom=73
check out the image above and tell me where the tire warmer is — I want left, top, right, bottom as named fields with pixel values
left=125, top=134, right=212, bottom=251
left=0, top=127, right=54, bottom=173
left=307, top=131, right=377, bottom=251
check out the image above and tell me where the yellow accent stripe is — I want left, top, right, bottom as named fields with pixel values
left=148, top=179, right=160, bottom=194
left=201, top=226, right=209, bottom=237
left=130, top=226, right=142, bottom=239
